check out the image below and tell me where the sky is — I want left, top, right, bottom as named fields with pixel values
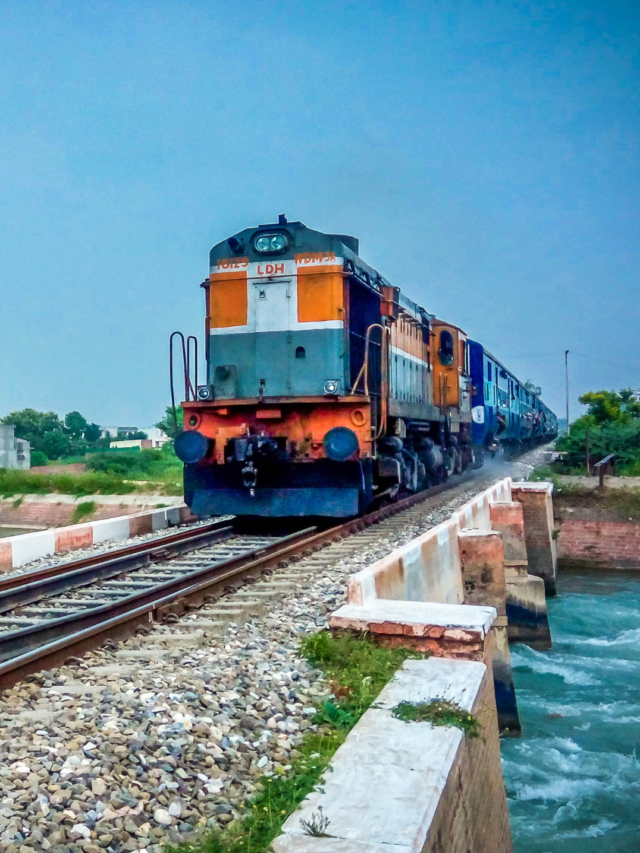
left=0, top=0, right=639, bottom=427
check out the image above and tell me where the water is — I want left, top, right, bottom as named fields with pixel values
left=501, top=572, right=640, bottom=852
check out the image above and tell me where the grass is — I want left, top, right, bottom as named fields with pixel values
left=553, top=483, right=640, bottom=521
left=528, top=465, right=560, bottom=487
left=71, top=500, right=97, bottom=523
left=169, top=632, right=426, bottom=853
left=0, top=468, right=183, bottom=498
left=392, top=699, right=480, bottom=738
left=301, top=629, right=426, bottom=727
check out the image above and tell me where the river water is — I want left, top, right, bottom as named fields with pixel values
left=501, top=571, right=640, bottom=852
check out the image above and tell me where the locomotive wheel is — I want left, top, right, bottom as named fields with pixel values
left=472, top=449, right=484, bottom=469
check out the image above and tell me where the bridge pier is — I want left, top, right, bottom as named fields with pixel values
left=511, top=482, right=558, bottom=596
left=490, top=500, right=552, bottom=649
left=458, top=528, right=520, bottom=735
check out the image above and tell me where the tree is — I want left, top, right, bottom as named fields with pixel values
left=578, top=389, right=640, bottom=425
left=156, top=405, right=183, bottom=437
left=122, top=431, right=148, bottom=440
left=0, top=409, right=64, bottom=451
left=84, top=423, right=101, bottom=443
left=555, top=388, right=640, bottom=472
left=41, top=430, right=72, bottom=460
left=1, top=407, right=106, bottom=458
left=65, top=411, right=88, bottom=439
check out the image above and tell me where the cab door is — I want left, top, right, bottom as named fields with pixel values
left=249, top=279, right=294, bottom=396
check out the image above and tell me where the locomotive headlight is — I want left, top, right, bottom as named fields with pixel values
left=254, top=233, right=288, bottom=253
left=323, top=426, right=359, bottom=462
left=323, top=380, right=339, bottom=395
left=174, top=430, right=210, bottom=464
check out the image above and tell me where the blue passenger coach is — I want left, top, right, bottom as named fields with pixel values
left=469, top=340, right=557, bottom=454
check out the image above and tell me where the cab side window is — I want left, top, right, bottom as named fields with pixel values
left=438, top=330, right=455, bottom=366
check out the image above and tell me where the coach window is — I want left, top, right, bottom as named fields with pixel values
left=438, top=330, right=455, bottom=366
left=487, top=362, right=492, bottom=381
left=295, top=346, right=306, bottom=359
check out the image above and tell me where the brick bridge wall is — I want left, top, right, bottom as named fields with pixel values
left=557, top=518, right=640, bottom=570
left=0, top=500, right=167, bottom=529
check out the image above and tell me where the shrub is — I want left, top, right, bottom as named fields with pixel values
left=30, top=451, right=48, bottom=467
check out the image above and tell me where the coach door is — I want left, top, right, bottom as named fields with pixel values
left=249, top=279, right=293, bottom=396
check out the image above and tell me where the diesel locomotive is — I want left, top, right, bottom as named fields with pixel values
left=173, top=217, right=557, bottom=518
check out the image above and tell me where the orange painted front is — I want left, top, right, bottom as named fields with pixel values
left=209, top=271, right=248, bottom=328
left=182, top=400, right=372, bottom=464
left=296, top=265, right=344, bottom=322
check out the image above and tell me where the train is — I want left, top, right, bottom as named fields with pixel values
left=172, top=217, right=557, bottom=518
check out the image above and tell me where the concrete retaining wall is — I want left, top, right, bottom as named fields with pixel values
left=0, top=504, right=192, bottom=571
left=274, top=658, right=512, bottom=853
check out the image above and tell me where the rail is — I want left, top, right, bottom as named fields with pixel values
left=0, top=471, right=481, bottom=690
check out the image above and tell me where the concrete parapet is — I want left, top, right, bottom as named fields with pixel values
left=347, top=519, right=464, bottom=607
left=511, top=482, right=557, bottom=596
left=346, top=478, right=514, bottom=608
left=455, top=478, right=513, bottom=532
left=274, top=658, right=512, bottom=853
left=0, top=505, right=191, bottom=571
left=458, top=529, right=506, bottom=613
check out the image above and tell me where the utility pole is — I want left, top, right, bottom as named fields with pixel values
left=565, top=349, right=570, bottom=436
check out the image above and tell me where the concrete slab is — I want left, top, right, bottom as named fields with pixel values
left=43, top=684, right=106, bottom=696
left=330, top=600, right=496, bottom=638
left=115, top=649, right=171, bottom=660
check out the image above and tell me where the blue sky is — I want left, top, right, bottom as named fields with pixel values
left=1, top=0, right=638, bottom=426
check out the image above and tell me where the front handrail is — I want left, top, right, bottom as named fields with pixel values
left=169, top=331, right=199, bottom=435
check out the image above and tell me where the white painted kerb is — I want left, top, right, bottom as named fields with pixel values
left=274, top=658, right=487, bottom=853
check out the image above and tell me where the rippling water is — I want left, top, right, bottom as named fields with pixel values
left=501, top=572, right=640, bottom=852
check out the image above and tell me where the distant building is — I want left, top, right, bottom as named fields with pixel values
left=109, top=427, right=170, bottom=451
left=0, top=425, right=31, bottom=470
left=99, top=425, right=141, bottom=439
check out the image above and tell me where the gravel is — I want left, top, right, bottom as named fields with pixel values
left=0, top=448, right=550, bottom=853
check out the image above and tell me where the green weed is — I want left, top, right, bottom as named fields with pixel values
left=392, top=699, right=480, bottom=738
left=71, top=501, right=97, bottom=523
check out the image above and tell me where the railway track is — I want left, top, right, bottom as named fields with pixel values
left=0, top=472, right=482, bottom=692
